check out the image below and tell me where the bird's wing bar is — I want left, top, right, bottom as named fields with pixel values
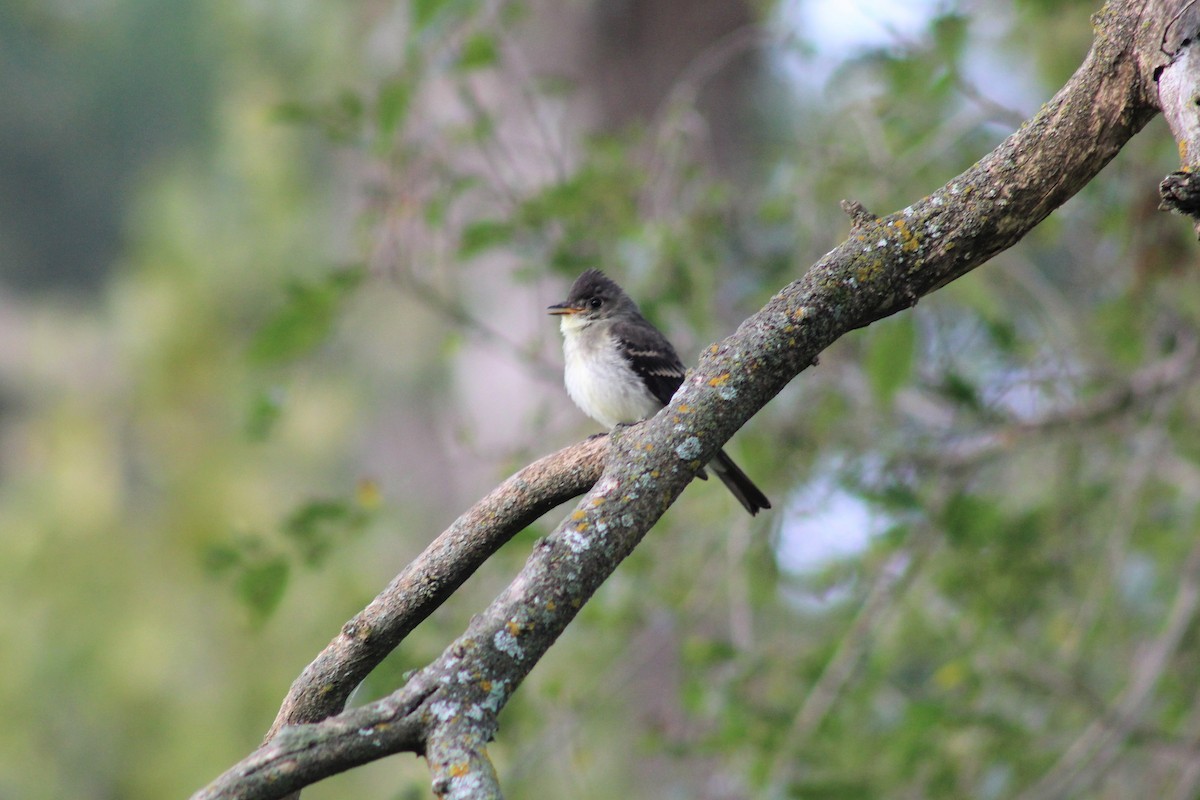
left=612, top=317, right=686, bottom=406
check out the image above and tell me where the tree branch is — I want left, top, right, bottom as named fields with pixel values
left=916, top=329, right=1199, bottom=469
left=265, top=435, right=607, bottom=740
left=193, top=1, right=1194, bottom=797
left=1157, top=0, right=1200, bottom=232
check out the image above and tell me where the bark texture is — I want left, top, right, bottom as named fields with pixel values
left=1157, top=0, right=1200, bottom=231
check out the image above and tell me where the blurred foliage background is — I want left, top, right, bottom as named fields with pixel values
left=2, top=0, right=1198, bottom=798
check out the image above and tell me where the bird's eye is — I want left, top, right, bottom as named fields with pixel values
left=589, top=297, right=603, bottom=309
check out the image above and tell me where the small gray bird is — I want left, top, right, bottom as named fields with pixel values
left=548, top=269, right=770, bottom=515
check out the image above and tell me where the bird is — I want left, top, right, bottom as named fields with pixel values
left=547, top=268, right=770, bottom=515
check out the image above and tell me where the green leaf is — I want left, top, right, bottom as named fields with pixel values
left=932, top=13, right=969, bottom=61
left=984, top=316, right=1019, bottom=352
left=335, top=89, right=364, bottom=125
left=249, top=266, right=365, bottom=364
left=864, top=314, right=917, bottom=404
left=875, top=484, right=922, bottom=512
left=458, top=218, right=514, bottom=258
left=202, top=542, right=242, bottom=576
left=376, top=77, right=414, bottom=140
left=283, top=497, right=371, bottom=566
left=424, top=174, right=478, bottom=227
left=271, top=92, right=364, bottom=142
left=245, top=385, right=286, bottom=441
left=1096, top=296, right=1145, bottom=366
left=937, top=370, right=983, bottom=411
left=325, top=91, right=366, bottom=142
left=411, top=0, right=478, bottom=32
left=941, top=492, right=1004, bottom=546
left=411, top=0, right=450, bottom=30
left=236, top=557, right=289, bottom=621
left=456, top=33, right=498, bottom=72
left=272, top=100, right=319, bottom=127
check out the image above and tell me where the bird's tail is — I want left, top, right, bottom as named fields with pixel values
left=711, top=449, right=771, bottom=516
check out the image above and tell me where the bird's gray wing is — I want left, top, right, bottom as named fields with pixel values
left=611, top=316, right=686, bottom=407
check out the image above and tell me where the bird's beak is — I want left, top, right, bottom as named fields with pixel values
left=547, top=302, right=580, bottom=316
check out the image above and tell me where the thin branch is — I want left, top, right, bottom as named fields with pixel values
left=1167, top=688, right=1200, bottom=800
left=644, top=24, right=772, bottom=215
left=197, top=681, right=436, bottom=800
left=264, top=435, right=606, bottom=740
left=1014, top=537, right=1200, bottom=800
left=875, top=17, right=1029, bottom=130
left=1068, top=396, right=1177, bottom=658
left=918, top=331, right=1198, bottom=469
left=390, top=266, right=561, bottom=380
left=760, top=529, right=937, bottom=799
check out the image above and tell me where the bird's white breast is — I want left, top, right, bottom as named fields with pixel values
left=561, top=319, right=661, bottom=429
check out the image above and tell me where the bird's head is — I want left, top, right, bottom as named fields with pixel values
left=547, top=269, right=634, bottom=329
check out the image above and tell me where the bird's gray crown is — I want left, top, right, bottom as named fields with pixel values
left=564, top=269, right=635, bottom=317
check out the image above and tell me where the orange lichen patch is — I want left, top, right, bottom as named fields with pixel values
left=571, top=509, right=586, bottom=520
left=545, top=601, right=556, bottom=612
left=708, top=373, right=731, bottom=387
left=1180, top=140, right=1189, bottom=164
left=506, top=621, right=522, bottom=636
left=891, top=219, right=922, bottom=253
left=450, top=762, right=471, bottom=778
left=481, top=679, right=493, bottom=692
left=677, top=403, right=691, bottom=413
